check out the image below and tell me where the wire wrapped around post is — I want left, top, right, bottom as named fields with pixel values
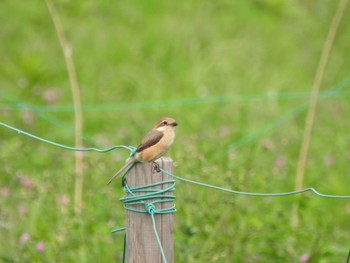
left=120, top=157, right=175, bottom=263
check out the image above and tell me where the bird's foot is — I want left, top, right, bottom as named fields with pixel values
left=122, top=177, right=128, bottom=186
left=153, top=162, right=161, bottom=173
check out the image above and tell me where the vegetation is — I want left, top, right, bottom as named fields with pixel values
left=1, top=0, right=349, bottom=262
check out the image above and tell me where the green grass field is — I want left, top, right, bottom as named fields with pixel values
left=1, top=0, right=350, bottom=262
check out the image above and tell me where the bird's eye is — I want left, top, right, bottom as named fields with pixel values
left=162, top=120, right=168, bottom=125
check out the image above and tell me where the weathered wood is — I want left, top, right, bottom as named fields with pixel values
left=125, top=157, right=174, bottom=263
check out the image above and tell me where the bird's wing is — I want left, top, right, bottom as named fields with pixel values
left=136, top=129, right=163, bottom=153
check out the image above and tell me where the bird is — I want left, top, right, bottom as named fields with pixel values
left=107, top=117, right=178, bottom=185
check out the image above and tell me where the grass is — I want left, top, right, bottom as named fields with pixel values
left=1, top=0, right=350, bottom=262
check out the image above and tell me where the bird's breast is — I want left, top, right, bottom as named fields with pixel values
left=136, top=129, right=175, bottom=162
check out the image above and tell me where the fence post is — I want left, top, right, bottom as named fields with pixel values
left=125, top=157, right=174, bottom=263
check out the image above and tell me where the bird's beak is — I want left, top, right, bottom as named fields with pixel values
left=171, top=122, right=178, bottom=127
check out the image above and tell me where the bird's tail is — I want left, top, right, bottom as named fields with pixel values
left=107, top=157, right=136, bottom=185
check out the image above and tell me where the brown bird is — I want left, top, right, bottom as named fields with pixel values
left=107, top=117, right=178, bottom=185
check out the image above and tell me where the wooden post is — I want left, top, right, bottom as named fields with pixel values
left=125, top=157, right=174, bottom=263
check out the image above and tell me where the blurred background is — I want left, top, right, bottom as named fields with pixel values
left=1, top=0, right=349, bottom=262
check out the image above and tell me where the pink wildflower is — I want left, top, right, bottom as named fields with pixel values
left=35, top=242, right=46, bottom=253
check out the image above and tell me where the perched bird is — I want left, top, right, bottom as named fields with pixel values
left=107, top=117, right=178, bottom=185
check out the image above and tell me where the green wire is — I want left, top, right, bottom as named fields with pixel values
left=1, top=114, right=349, bottom=263
left=228, top=104, right=307, bottom=150
left=0, top=120, right=133, bottom=153
left=0, top=90, right=100, bottom=147
left=2, top=78, right=350, bottom=262
left=1, top=90, right=350, bottom=112
left=228, top=77, right=350, bottom=150
left=0, top=106, right=349, bottom=199
left=112, top=163, right=350, bottom=263
left=116, top=177, right=176, bottom=263
left=150, top=212, right=168, bottom=263
left=159, top=168, right=350, bottom=199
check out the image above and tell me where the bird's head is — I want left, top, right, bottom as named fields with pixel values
left=154, top=117, right=178, bottom=131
